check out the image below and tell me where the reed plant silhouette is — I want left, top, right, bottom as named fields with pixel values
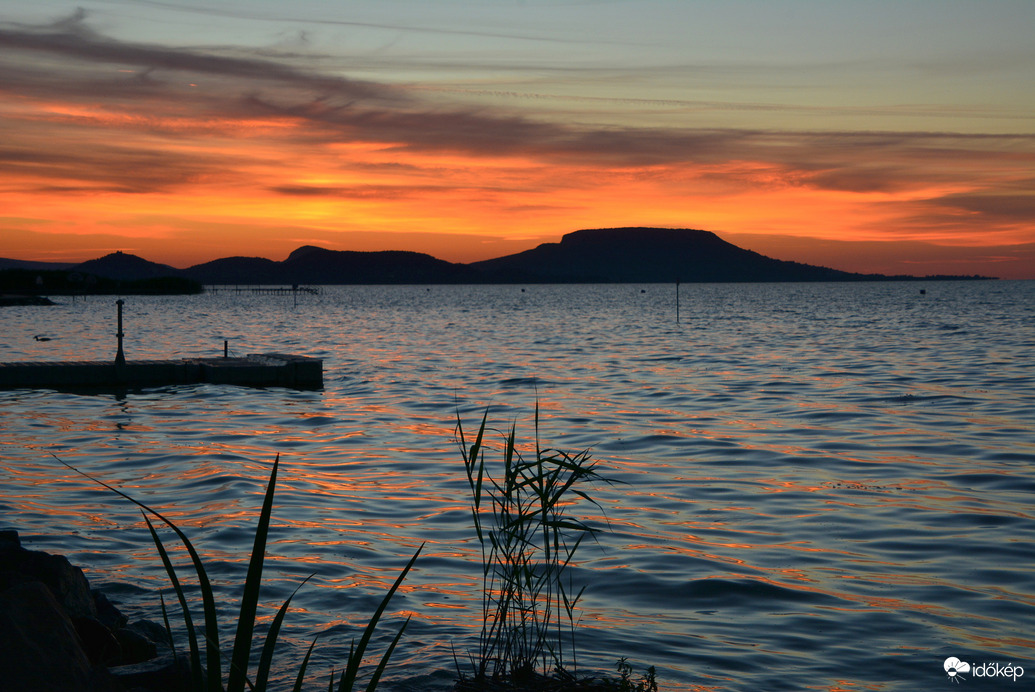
left=63, top=456, right=421, bottom=692
left=455, top=406, right=611, bottom=688
left=614, top=658, right=658, bottom=692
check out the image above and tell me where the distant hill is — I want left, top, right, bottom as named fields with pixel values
left=0, top=267, right=202, bottom=296
left=0, top=258, right=74, bottom=271
left=4, top=228, right=996, bottom=288
left=185, top=256, right=283, bottom=285
left=183, top=245, right=481, bottom=284
left=1, top=250, right=203, bottom=296
left=472, top=227, right=874, bottom=282
left=73, top=251, right=186, bottom=281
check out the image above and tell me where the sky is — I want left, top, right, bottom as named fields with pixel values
left=1, top=0, right=1033, bottom=278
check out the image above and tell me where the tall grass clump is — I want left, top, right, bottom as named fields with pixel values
left=63, top=455, right=421, bottom=692
left=456, top=406, right=612, bottom=688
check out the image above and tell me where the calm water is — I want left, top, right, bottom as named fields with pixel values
left=2, top=282, right=1033, bottom=691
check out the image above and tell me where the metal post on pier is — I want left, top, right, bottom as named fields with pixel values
left=115, top=299, right=126, bottom=365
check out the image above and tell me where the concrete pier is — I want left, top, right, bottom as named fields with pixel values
left=0, top=353, right=322, bottom=390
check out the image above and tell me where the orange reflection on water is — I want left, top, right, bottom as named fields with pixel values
left=965, top=633, right=1035, bottom=651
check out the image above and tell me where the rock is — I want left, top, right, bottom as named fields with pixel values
left=0, top=531, right=179, bottom=690
left=94, top=589, right=129, bottom=631
left=112, top=645, right=192, bottom=692
left=0, top=529, right=21, bottom=551
left=0, top=544, right=98, bottom=621
left=0, top=581, right=94, bottom=692
left=115, top=625, right=158, bottom=664
left=125, top=618, right=169, bottom=646
left=74, top=615, right=123, bottom=666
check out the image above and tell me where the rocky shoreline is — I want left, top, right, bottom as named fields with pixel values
left=0, top=294, right=57, bottom=306
left=0, top=530, right=656, bottom=692
left=0, top=530, right=190, bottom=692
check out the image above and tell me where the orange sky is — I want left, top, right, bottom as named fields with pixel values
left=2, top=2, right=1033, bottom=278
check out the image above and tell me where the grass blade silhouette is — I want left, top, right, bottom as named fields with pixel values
left=337, top=544, right=423, bottom=691
left=254, top=576, right=314, bottom=691
left=60, top=458, right=224, bottom=691
left=228, top=455, right=280, bottom=692
left=292, top=637, right=319, bottom=692
left=61, top=453, right=422, bottom=691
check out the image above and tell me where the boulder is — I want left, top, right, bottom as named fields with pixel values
left=111, top=645, right=192, bottom=692
left=0, top=530, right=185, bottom=691
left=74, top=614, right=123, bottom=666
left=0, top=541, right=97, bottom=621
left=115, top=624, right=158, bottom=665
left=94, top=589, right=129, bottom=631
left=0, top=580, right=94, bottom=692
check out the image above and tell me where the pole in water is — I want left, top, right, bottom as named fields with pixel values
left=224, top=340, right=229, bottom=358
left=115, top=299, right=126, bottom=365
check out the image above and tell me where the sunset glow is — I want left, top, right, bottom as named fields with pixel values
left=2, top=1, right=1033, bottom=277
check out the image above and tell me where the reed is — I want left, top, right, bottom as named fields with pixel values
left=63, top=456, right=421, bottom=692
left=615, top=658, right=658, bottom=692
left=456, top=406, right=611, bottom=687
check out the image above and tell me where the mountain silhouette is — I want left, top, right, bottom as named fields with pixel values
left=0, top=258, right=74, bottom=271
left=182, top=246, right=480, bottom=284
left=274, top=246, right=480, bottom=284
left=472, top=227, right=865, bottom=282
left=3, top=228, right=995, bottom=286
left=0, top=250, right=202, bottom=295
left=185, top=256, right=283, bottom=285
left=72, top=251, right=186, bottom=281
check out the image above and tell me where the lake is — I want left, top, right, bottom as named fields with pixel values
left=2, top=281, right=1033, bottom=691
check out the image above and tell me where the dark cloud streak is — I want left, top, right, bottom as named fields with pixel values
left=0, top=12, right=402, bottom=102
left=2, top=13, right=1033, bottom=227
left=123, top=0, right=627, bottom=46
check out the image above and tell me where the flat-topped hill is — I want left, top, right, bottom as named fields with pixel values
left=3, top=228, right=995, bottom=287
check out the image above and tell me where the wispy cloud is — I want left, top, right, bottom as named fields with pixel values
left=0, top=12, right=402, bottom=101
left=1, top=10, right=1033, bottom=274
left=123, top=0, right=613, bottom=45
left=5, top=13, right=1032, bottom=170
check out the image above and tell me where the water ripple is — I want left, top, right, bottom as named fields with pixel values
left=2, top=282, right=1033, bottom=691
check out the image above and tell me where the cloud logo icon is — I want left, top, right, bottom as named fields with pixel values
left=944, top=657, right=971, bottom=683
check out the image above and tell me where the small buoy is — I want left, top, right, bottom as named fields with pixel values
left=920, top=289, right=926, bottom=295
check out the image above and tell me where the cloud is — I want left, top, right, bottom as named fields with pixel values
left=125, top=0, right=604, bottom=45
left=0, top=11, right=403, bottom=102
left=2, top=11, right=1033, bottom=271
left=0, top=135, right=226, bottom=194
left=269, top=184, right=452, bottom=200
left=933, top=192, right=1035, bottom=222
left=5, top=12, right=1033, bottom=174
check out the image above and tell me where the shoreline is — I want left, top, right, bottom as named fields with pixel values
left=0, top=531, right=653, bottom=692
left=0, top=529, right=191, bottom=692
left=0, top=294, right=58, bottom=306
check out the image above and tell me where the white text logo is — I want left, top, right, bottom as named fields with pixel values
left=944, top=657, right=1025, bottom=683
